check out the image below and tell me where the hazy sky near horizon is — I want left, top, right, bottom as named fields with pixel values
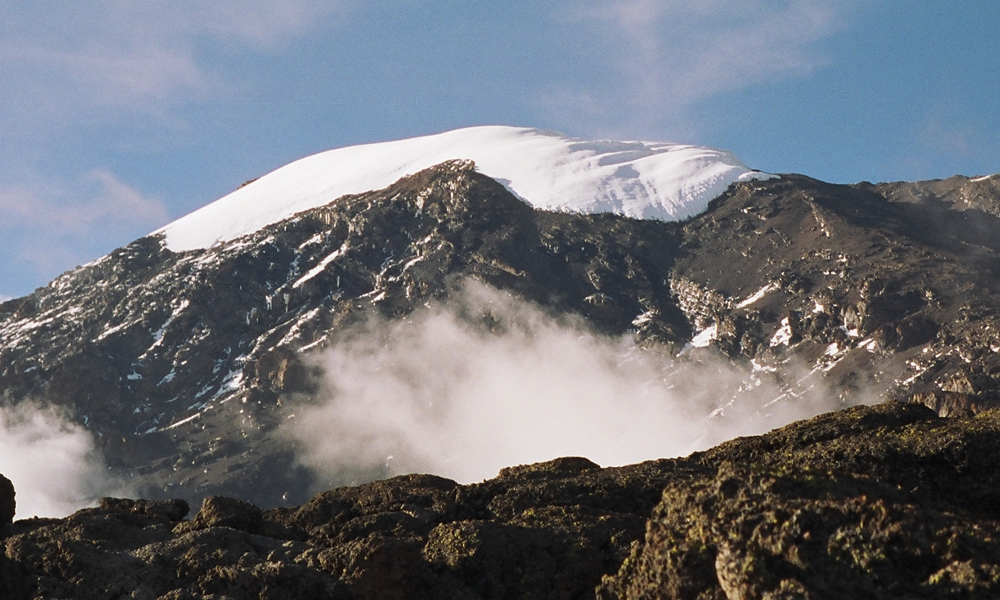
left=1, top=1, right=998, bottom=298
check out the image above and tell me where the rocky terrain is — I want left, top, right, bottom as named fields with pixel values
left=600, top=402, right=1000, bottom=600
left=3, top=161, right=1000, bottom=507
left=2, top=401, right=998, bottom=599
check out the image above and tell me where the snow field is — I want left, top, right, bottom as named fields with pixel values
left=154, top=126, right=774, bottom=252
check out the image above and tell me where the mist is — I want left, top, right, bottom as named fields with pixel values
left=285, top=281, right=855, bottom=487
left=0, top=402, right=130, bottom=518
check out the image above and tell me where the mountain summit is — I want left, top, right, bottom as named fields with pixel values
left=155, top=126, right=772, bottom=251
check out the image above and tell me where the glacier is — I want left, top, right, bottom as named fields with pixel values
left=153, top=126, right=774, bottom=252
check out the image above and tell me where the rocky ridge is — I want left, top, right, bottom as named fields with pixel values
left=600, top=402, right=1000, bottom=599
left=2, top=402, right=999, bottom=599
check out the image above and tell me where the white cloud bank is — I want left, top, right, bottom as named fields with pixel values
left=0, top=403, right=130, bottom=518
left=286, top=282, right=854, bottom=487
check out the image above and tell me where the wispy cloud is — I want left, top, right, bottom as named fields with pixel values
left=10, top=45, right=211, bottom=111
left=916, top=111, right=977, bottom=160
left=548, top=0, right=852, bottom=134
left=0, top=1, right=344, bottom=128
left=0, top=170, right=169, bottom=281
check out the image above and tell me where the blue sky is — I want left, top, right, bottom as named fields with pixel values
left=1, top=1, right=998, bottom=299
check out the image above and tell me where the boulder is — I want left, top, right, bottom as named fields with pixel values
left=174, top=495, right=263, bottom=534
left=599, top=403, right=1000, bottom=599
left=0, top=474, right=14, bottom=524
left=99, top=497, right=189, bottom=522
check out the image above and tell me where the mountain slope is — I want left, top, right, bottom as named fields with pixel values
left=1, top=161, right=692, bottom=506
left=2, top=138, right=1000, bottom=509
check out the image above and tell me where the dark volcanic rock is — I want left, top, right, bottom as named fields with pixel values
left=4, top=404, right=1000, bottom=599
left=1, top=457, right=690, bottom=600
left=672, top=174, right=1000, bottom=412
left=174, top=495, right=263, bottom=534
left=98, top=497, right=190, bottom=522
left=599, top=403, right=1000, bottom=600
left=0, top=473, right=14, bottom=524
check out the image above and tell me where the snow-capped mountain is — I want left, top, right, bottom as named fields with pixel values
left=155, top=126, right=773, bottom=251
left=2, top=127, right=1000, bottom=508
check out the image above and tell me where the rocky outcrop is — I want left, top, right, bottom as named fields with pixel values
left=599, top=403, right=1000, bottom=600
left=173, top=496, right=263, bottom=535
left=0, top=455, right=689, bottom=600
left=0, top=473, right=14, bottom=524
left=3, top=403, right=1000, bottom=599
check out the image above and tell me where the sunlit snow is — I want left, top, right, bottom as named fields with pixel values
left=770, top=317, right=793, bottom=347
left=690, top=323, right=719, bottom=348
left=154, top=126, right=774, bottom=252
left=735, top=283, right=778, bottom=309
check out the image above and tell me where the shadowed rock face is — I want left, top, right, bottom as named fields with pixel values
left=2, top=403, right=999, bottom=599
left=0, top=474, right=13, bottom=524
left=0, top=455, right=692, bottom=600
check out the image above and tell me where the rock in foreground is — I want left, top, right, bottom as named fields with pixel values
left=0, top=474, right=13, bottom=525
left=3, top=403, right=1000, bottom=599
left=0, top=457, right=689, bottom=599
left=600, top=402, right=1000, bottom=600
